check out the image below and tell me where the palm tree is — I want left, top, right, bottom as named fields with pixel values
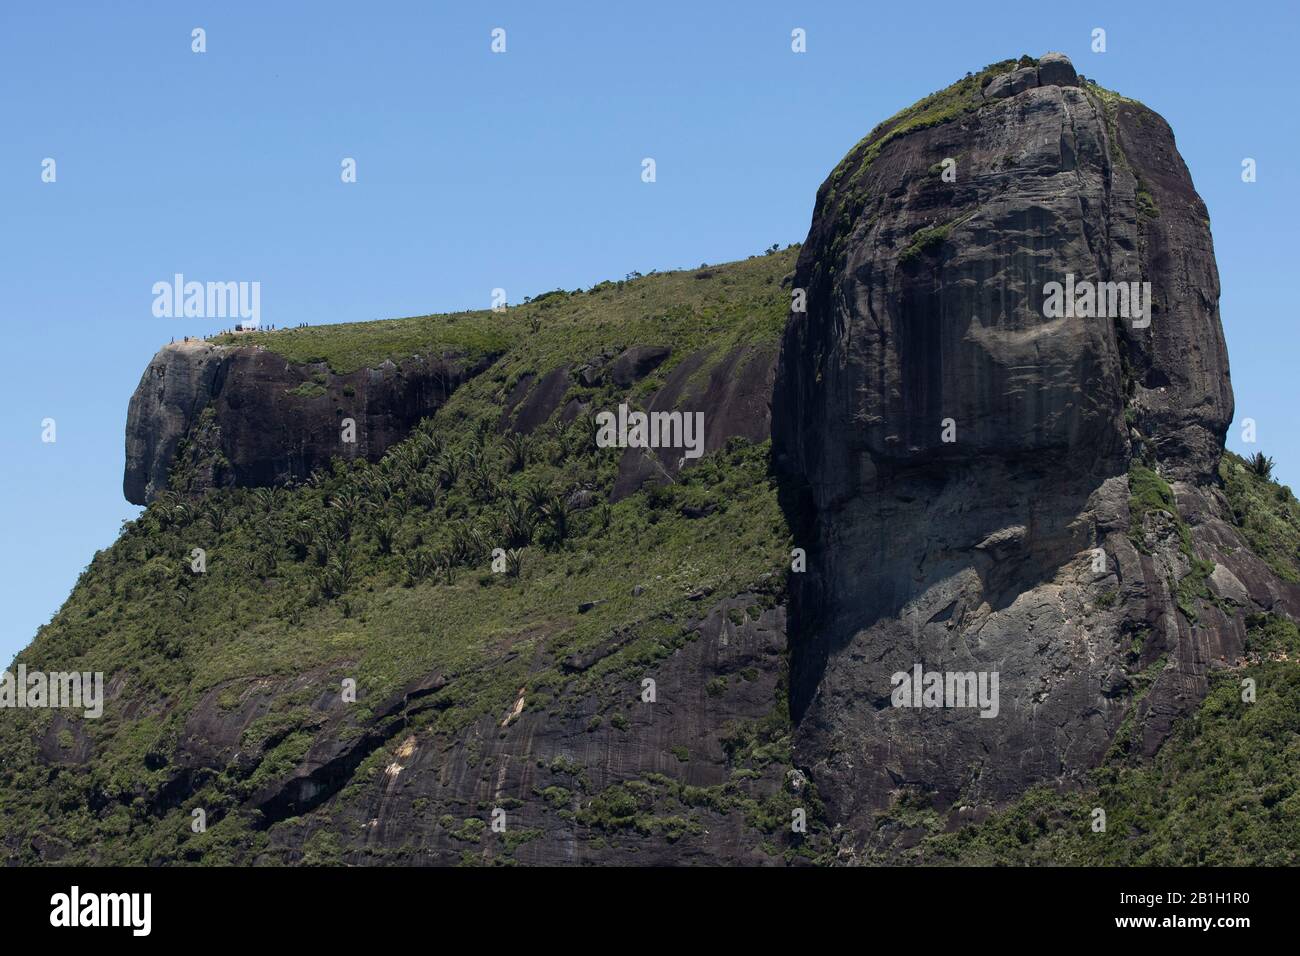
left=372, top=517, right=397, bottom=555
left=417, top=430, right=443, bottom=462
left=203, top=498, right=231, bottom=534
left=403, top=548, right=434, bottom=586
left=289, top=522, right=315, bottom=561
left=317, top=555, right=353, bottom=599
left=505, top=548, right=525, bottom=578
left=522, top=482, right=550, bottom=515
left=449, top=523, right=488, bottom=564
left=153, top=490, right=192, bottom=528
left=564, top=419, right=592, bottom=459
left=246, top=543, right=278, bottom=577
left=541, top=492, right=572, bottom=546
left=500, top=498, right=534, bottom=548
left=433, top=547, right=457, bottom=585
left=389, top=491, right=412, bottom=520
left=1249, top=452, right=1275, bottom=480
left=252, top=487, right=282, bottom=514
left=411, top=473, right=440, bottom=508
left=437, top=453, right=462, bottom=490
left=502, top=432, right=530, bottom=473
left=329, top=492, right=366, bottom=538
left=468, top=464, right=498, bottom=502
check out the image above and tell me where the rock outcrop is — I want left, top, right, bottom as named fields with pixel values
left=15, top=56, right=1288, bottom=868
left=127, top=333, right=777, bottom=509
left=244, top=592, right=790, bottom=865
left=773, top=54, right=1280, bottom=850
left=124, top=341, right=495, bottom=504
left=611, top=344, right=777, bottom=500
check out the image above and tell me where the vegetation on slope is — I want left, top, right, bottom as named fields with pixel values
left=815, top=57, right=1024, bottom=274
left=2, top=214, right=1296, bottom=865
left=211, top=249, right=795, bottom=376
left=0, top=247, right=806, bottom=865
left=886, top=453, right=1300, bottom=865
left=899, top=648, right=1300, bottom=866
left=1220, top=451, right=1300, bottom=583
left=828, top=56, right=1029, bottom=188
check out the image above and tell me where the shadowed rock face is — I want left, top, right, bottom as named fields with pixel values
left=126, top=336, right=780, bottom=507
left=124, top=341, right=496, bottom=504
left=611, top=344, right=777, bottom=500
left=773, top=54, right=1248, bottom=847
left=247, top=594, right=791, bottom=865
left=93, top=56, right=1299, bottom=866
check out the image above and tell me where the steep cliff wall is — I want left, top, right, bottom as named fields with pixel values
left=124, top=341, right=496, bottom=505
left=5, top=59, right=1295, bottom=867
left=2, top=252, right=806, bottom=865
left=773, top=53, right=1292, bottom=851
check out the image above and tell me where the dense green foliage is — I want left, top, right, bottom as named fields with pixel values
left=2, top=60, right=1297, bottom=861
left=0, top=248, right=800, bottom=864
left=1221, top=451, right=1300, bottom=583
left=4, top=237, right=1298, bottom=863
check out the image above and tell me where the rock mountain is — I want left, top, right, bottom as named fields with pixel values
left=772, top=51, right=1289, bottom=845
left=4, top=54, right=1297, bottom=865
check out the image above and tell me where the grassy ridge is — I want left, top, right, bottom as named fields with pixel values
left=212, top=249, right=796, bottom=375
left=0, top=247, right=800, bottom=864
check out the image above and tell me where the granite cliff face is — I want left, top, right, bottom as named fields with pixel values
left=773, top=54, right=1294, bottom=850
left=5, top=57, right=1293, bottom=867
left=127, top=336, right=781, bottom=509
left=124, top=341, right=496, bottom=505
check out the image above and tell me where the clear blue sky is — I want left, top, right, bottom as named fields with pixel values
left=2, top=0, right=1296, bottom=665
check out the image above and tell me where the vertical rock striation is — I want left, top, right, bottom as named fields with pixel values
left=773, top=54, right=1279, bottom=850
left=124, top=341, right=495, bottom=505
